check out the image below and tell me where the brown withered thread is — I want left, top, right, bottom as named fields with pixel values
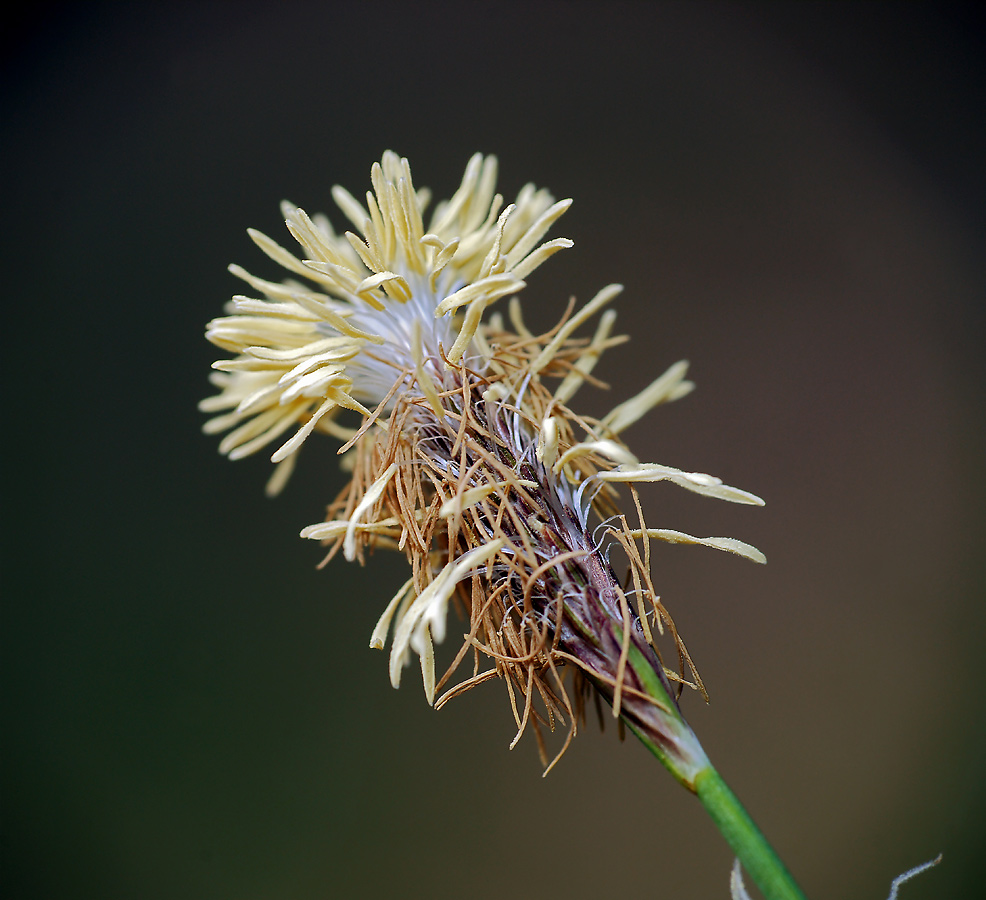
left=315, top=315, right=702, bottom=773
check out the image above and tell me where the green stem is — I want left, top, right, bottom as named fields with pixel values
left=605, top=616, right=806, bottom=896
left=694, top=766, right=807, bottom=900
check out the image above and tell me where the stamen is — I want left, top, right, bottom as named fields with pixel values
left=627, top=529, right=767, bottom=564
left=600, top=359, right=694, bottom=435
left=343, top=462, right=399, bottom=561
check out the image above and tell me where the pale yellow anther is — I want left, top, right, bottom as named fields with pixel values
left=598, top=463, right=765, bottom=505
left=478, top=203, right=516, bottom=279
left=626, top=528, right=767, bottom=564
left=388, top=540, right=504, bottom=696
left=439, top=480, right=537, bottom=519
left=601, top=360, right=694, bottom=435
left=536, top=416, right=559, bottom=469
left=355, top=271, right=412, bottom=303
left=529, top=284, right=623, bottom=376
left=482, top=383, right=510, bottom=403
left=300, top=515, right=405, bottom=542
left=269, top=396, right=337, bottom=463
left=553, top=439, right=638, bottom=473
left=554, top=308, right=617, bottom=404
left=508, top=296, right=533, bottom=339
left=411, top=319, right=445, bottom=418
left=343, top=462, right=399, bottom=561
left=369, top=578, right=414, bottom=650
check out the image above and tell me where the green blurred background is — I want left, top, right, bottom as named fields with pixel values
left=3, top=2, right=983, bottom=898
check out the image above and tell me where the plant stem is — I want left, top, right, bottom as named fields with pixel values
left=694, top=765, right=807, bottom=900
left=610, top=621, right=806, bottom=898
left=625, top=714, right=805, bottom=898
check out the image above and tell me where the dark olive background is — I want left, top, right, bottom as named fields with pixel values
left=3, top=2, right=983, bottom=898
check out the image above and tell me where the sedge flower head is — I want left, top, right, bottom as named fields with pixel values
left=202, top=152, right=765, bottom=774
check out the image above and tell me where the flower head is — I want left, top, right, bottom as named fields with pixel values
left=202, top=153, right=765, bottom=775
left=200, top=152, right=571, bottom=493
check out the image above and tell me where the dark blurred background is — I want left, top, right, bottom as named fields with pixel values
left=3, top=2, right=983, bottom=898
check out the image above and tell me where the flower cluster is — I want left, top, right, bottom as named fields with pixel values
left=202, top=152, right=764, bottom=774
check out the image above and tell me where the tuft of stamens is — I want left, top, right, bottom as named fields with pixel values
left=201, top=151, right=572, bottom=494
